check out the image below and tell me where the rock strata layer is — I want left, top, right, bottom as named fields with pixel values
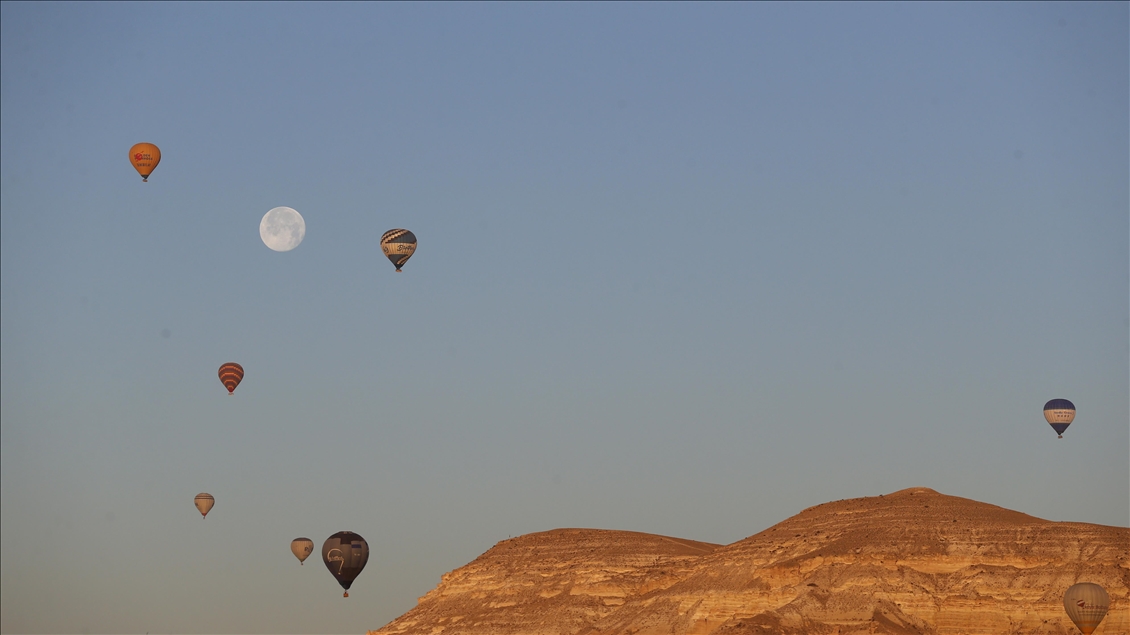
left=372, top=488, right=1128, bottom=635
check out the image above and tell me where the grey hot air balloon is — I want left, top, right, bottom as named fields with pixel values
left=380, top=229, right=416, bottom=272
left=194, top=493, right=214, bottom=519
left=322, top=531, right=369, bottom=597
left=1063, top=582, right=1109, bottom=635
left=291, top=537, right=314, bottom=565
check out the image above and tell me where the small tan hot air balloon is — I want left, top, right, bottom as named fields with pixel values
left=291, top=537, right=314, bottom=565
left=129, top=143, right=161, bottom=182
left=194, top=493, right=215, bottom=519
left=1063, top=583, right=1109, bottom=635
left=380, top=229, right=417, bottom=272
left=218, top=362, right=244, bottom=395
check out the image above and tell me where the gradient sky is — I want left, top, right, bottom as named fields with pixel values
left=2, top=3, right=1127, bottom=633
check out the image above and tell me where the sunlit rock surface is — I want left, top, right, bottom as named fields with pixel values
left=371, top=488, right=1128, bottom=635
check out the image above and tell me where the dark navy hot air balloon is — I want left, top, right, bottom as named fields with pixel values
left=322, top=531, right=369, bottom=597
left=1044, top=399, right=1075, bottom=438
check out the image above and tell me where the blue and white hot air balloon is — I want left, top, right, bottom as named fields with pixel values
left=1043, top=399, right=1075, bottom=439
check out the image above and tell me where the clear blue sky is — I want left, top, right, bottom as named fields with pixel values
left=2, top=3, right=1126, bottom=633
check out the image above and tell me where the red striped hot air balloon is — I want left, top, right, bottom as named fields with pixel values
left=218, top=363, right=244, bottom=395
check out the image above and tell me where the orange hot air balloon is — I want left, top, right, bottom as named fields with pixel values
left=218, top=362, right=244, bottom=395
left=129, top=143, right=161, bottom=181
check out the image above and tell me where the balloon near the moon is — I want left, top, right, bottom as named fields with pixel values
left=260, top=207, right=306, bottom=252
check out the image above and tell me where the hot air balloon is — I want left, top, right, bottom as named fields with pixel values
left=291, top=538, right=314, bottom=565
left=1044, top=399, right=1076, bottom=438
left=1063, top=583, right=1109, bottom=635
left=322, top=531, right=369, bottom=597
left=194, top=493, right=214, bottom=519
left=129, top=143, right=161, bottom=182
left=380, top=229, right=417, bottom=272
left=218, top=363, right=244, bottom=395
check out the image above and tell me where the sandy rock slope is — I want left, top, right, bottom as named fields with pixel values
left=371, top=488, right=1128, bottom=635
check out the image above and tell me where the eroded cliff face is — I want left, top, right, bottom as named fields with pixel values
left=372, top=488, right=1129, bottom=635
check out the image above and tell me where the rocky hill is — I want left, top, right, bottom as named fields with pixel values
left=371, top=488, right=1128, bottom=635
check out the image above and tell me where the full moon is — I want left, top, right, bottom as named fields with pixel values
left=260, top=207, right=306, bottom=252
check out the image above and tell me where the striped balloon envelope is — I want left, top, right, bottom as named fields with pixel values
left=1043, top=398, right=1075, bottom=438
left=218, top=362, right=244, bottom=395
left=380, top=229, right=417, bottom=272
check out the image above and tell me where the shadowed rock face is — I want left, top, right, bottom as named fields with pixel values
left=372, top=488, right=1129, bottom=635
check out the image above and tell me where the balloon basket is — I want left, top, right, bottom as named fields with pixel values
left=343, top=591, right=349, bottom=598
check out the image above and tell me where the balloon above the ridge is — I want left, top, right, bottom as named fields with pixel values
left=322, top=531, right=369, bottom=597
left=1043, top=399, right=1075, bottom=439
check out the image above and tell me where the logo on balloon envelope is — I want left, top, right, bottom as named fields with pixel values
left=326, top=548, right=345, bottom=573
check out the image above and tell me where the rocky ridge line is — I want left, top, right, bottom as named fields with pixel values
left=371, top=488, right=1129, bottom=635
